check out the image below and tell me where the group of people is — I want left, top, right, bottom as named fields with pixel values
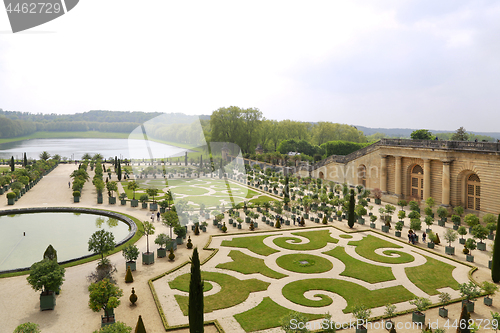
left=151, top=211, right=160, bottom=222
left=408, top=230, right=423, bottom=244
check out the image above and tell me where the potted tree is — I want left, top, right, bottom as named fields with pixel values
left=458, top=226, right=467, bottom=244
left=424, top=215, right=434, bottom=233
left=427, top=231, right=437, bottom=249
left=159, top=200, right=169, bottom=213
left=397, top=210, right=406, bottom=226
left=352, top=305, right=371, bottom=333
left=438, top=292, right=451, bottom=318
left=437, top=206, right=448, bottom=226
left=356, top=205, right=367, bottom=225
left=370, top=215, right=377, bottom=228
left=142, top=221, right=155, bottom=265
left=384, top=303, right=396, bottom=330
left=73, top=190, right=81, bottom=203
left=482, top=281, right=498, bottom=306
left=409, top=297, right=431, bottom=324
left=373, top=188, right=382, bottom=205
left=464, top=213, right=479, bottom=233
left=397, top=199, right=407, bottom=212
left=88, top=230, right=116, bottom=266
left=139, top=194, right=149, bottom=209
left=443, top=228, right=457, bottom=255
left=174, top=224, right=187, bottom=244
left=201, top=221, right=208, bottom=232
left=465, top=238, right=476, bottom=262
left=95, top=179, right=105, bottom=204
left=395, top=221, right=403, bottom=237
left=471, top=224, right=489, bottom=251
left=451, top=215, right=461, bottom=230
left=487, top=222, right=497, bottom=240
left=106, top=181, right=118, bottom=204
left=409, top=200, right=420, bottom=213
left=154, top=233, right=168, bottom=258
left=26, top=258, right=65, bottom=310
left=6, top=191, right=16, bottom=205
left=119, top=193, right=127, bottom=205
left=127, top=181, right=139, bottom=207
left=88, top=278, right=123, bottom=327
left=146, top=187, right=159, bottom=210
left=122, top=244, right=139, bottom=271
left=459, top=281, right=480, bottom=312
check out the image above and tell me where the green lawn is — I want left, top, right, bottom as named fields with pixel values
left=234, top=297, right=324, bottom=332
left=169, top=272, right=269, bottom=314
left=276, top=253, right=333, bottom=274
left=348, top=234, right=415, bottom=264
left=405, top=255, right=460, bottom=295
left=216, top=250, right=287, bottom=279
left=273, top=229, right=338, bottom=251
left=221, top=235, right=280, bottom=256
left=282, top=278, right=415, bottom=313
left=323, top=247, right=395, bottom=283
left=339, top=234, right=353, bottom=239
left=249, top=196, right=278, bottom=205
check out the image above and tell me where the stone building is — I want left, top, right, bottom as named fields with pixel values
left=300, top=139, right=500, bottom=216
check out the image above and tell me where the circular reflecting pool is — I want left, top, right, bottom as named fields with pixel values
left=0, top=212, right=131, bottom=272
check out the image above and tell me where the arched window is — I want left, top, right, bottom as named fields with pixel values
left=319, top=171, right=324, bottom=179
left=358, top=165, right=366, bottom=187
left=411, top=165, right=423, bottom=200
left=467, top=174, right=480, bottom=210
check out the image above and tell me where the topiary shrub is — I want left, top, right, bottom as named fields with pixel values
left=221, top=222, right=227, bottom=233
left=134, top=315, right=147, bottom=333
left=250, top=223, right=255, bottom=231
left=322, top=216, right=327, bottom=224
left=169, top=248, right=175, bottom=261
left=276, top=220, right=281, bottom=228
left=186, top=236, right=193, bottom=249
left=129, top=288, right=137, bottom=305
left=14, top=322, right=41, bottom=333
left=43, top=244, right=58, bottom=261
left=73, top=191, right=80, bottom=197
left=434, top=233, right=440, bottom=245
left=194, top=224, right=200, bottom=235
left=6, top=192, right=16, bottom=199
left=125, top=266, right=133, bottom=283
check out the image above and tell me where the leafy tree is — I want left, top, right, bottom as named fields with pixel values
left=88, top=230, right=116, bottom=264
left=26, top=258, right=65, bottom=294
left=127, top=181, right=139, bottom=200
left=189, top=248, right=204, bottom=333
left=146, top=187, right=159, bottom=204
left=92, top=321, right=132, bottom=333
left=122, top=244, right=139, bottom=262
left=106, top=181, right=118, bottom=197
left=410, top=129, right=434, bottom=140
left=451, top=127, right=470, bottom=141
left=492, top=214, right=500, bottom=282
left=348, top=189, right=355, bottom=228
left=443, top=229, right=458, bottom=247
left=14, top=322, right=41, bottom=333
left=280, top=311, right=310, bottom=333
left=88, top=278, right=123, bottom=321
left=162, top=210, right=179, bottom=239
left=143, top=221, right=155, bottom=254
left=39, top=151, right=51, bottom=161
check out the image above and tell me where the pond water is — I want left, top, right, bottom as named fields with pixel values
left=0, top=212, right=131, bottom=272
left=0, top=138, right=189, bottom=160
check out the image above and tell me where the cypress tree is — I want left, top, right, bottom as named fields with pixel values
left=492, top=214, right=500, bottom=282
left=189, top=247, right=204, bottom=333
left=457, top=305, right=470, bottom=333
left=348, top=189, right=355, bottom=228
left=23, top=152, right=27, bottom=168
left=185, top=152, right=188, bottom=166
left=10, top=156, right=14, bottom=172
left=117, top=161, right=122, bottom=181
left=284, top=176, right=290, bottom=203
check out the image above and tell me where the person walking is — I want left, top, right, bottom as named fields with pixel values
left=422, top=232, right=427, bottom=242
left=68, top=181, right=71, bottom=188
left=151, top=212, right=155, bottom=222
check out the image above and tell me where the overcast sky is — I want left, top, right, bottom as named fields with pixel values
left=0, top=0, right=499, bottom=132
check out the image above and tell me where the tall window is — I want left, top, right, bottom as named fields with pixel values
left=411, top=165, right=424, bottom=200
left=358, top=165, right=366, bottom=188
left=467, top=173, right=480, bottom=210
